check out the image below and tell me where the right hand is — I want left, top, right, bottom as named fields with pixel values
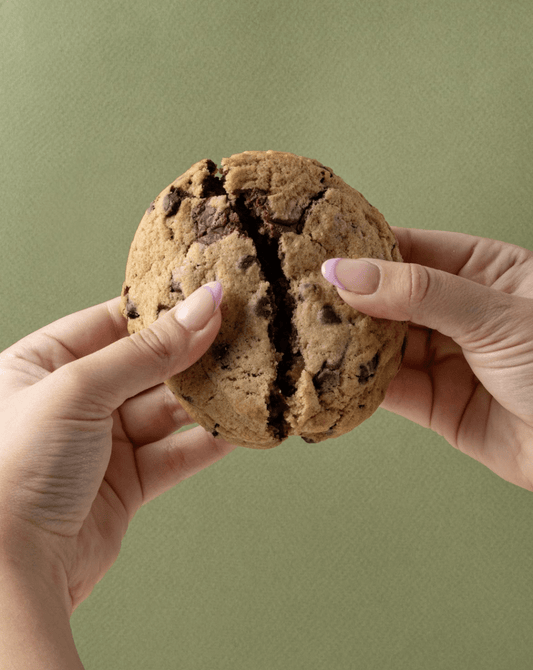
left=322, top=227, right=533, bottom=491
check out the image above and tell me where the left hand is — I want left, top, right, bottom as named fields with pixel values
left=0, top=283, right=235, bottom=613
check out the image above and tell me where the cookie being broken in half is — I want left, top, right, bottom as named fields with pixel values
left=121, top=150, right=407, bottom=448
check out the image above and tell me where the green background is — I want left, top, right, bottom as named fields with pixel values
left=2, top=0, right=533, bottom=667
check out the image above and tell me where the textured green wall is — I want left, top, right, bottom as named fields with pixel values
left=2, top=1, right=533, bottom=668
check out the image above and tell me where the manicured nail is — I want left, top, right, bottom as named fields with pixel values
left=321, top=258, right=346, bottom=290
left=201, top=281, right=223, bottom=311
left=322, top=258, right=381, bottom=295
left=175, top=281, right=223, bottom=331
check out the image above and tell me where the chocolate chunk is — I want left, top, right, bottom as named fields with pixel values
left=126, top=297, right=139, bottom=319
left=243, top=189, right=269, bottom=221
left=318, top=167, right=334, bottom=185
left=212, top=342, right=230, bottom=359
left=211, top=342, right=230, bottom=369
left=238, top=254, right=257, bottom=271
left=302, top=423, right=336, bottom=443
left=254, top=295, right=272, bottom=318
left=319, top=304, right=342, bottom=324
left=313, top=342, right=348, bottom=393
left=181, top=395, right=194, bottom=404
left=146, top=201, right=155, bottom=214
left=191, top=201, right=240, bottom=245
left=357, top=352, right=380, bottom=384
left=156, top=304, right=169, bottom=318
left=313, top=367, right=340, bottom=393
left=242, top=189, right=304, bottom=238
left=170, top=273, right=183, bottom=296
left=163, top=186, right=186, bottom=216
left=202, top=161, right=226, bottom=197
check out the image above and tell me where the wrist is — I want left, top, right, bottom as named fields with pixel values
left=0, top=523, right=83, bottom=668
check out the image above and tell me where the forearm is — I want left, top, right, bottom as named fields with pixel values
left=0, top=552, right=84, bottom=669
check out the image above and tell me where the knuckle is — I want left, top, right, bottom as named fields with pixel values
left=130, top=326, right=174, bottom=377
left=51, top=362, right=116, bottom=415
left=55, top=360, right=85, bottom=392
left=407, top=263, right=432, bottom=312
left=163, top=385, right=189, bottom=424
left=163, top=437, right=188, bottom=475
left=55, top=361, right=93, bottom=403
left=206, top=430, right=225, bottom=457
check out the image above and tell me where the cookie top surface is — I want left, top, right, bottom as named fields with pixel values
left=121, top=151, right=407, bottom=448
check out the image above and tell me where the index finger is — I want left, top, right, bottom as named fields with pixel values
left=3, top=296, right=129, bottom=362
left=391, top=227, right=480, bottom=275
left=391, top=227, right=533, bottom=291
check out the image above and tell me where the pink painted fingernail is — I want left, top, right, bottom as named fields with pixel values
left=321, top=258, right=346, bottom=290
left=202, top=281, right=223, bottom=311
left=175, top=281, right=223, bottom=332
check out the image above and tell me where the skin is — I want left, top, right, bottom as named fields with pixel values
left=332, top=227, right=533, bottom=490
left=1, top=228, right=533, bottom=666
left=0, top=286, right=235, bottom=667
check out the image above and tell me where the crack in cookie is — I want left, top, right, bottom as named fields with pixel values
left=231, top=194, right=296, bottom=440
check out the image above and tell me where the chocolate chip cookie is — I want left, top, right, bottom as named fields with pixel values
left=120, top=151, right=407, bottom=448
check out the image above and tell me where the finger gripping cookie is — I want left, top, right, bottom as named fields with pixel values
left=120, top=151, right=408, bottom=448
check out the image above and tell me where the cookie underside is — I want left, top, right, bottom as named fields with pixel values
left=121, top=151, right=408, bottom=448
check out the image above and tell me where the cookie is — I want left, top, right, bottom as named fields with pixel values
left=120, top=151, right=407, bottom=448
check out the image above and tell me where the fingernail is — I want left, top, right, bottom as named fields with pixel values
left=322, top=258, right=381, bottom=295
left=321, top=258, right=346, bottom=290
left=175, top=281, right=223, bottom=331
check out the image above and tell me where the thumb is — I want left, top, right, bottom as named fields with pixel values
left=59, top=281, right=223, bottom=412
left=321, top=257, right=515, bottom=348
